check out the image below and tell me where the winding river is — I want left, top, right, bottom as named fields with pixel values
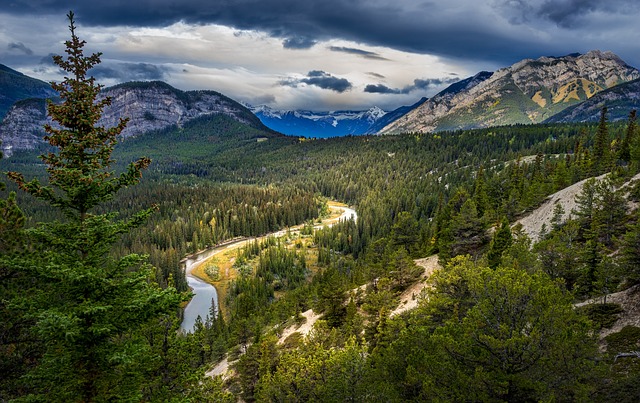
left=179, top=204, right=357, bottom=333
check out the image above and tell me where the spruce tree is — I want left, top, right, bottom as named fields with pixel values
left=618, top=109, right=636, bottom=163
left=7, top=12, right=180, bottom=401
left=487, top=217, right=513, bottom=269
left=592, top=106, right=610, bottom=173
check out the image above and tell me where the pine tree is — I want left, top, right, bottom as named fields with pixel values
left=592, top=106, right=610, bottom=173
left=6, top=12, right=181, bottom=401
left=473, top=165, right=489, bottom=219
left=0, top=145, right=31, bottom=398
left=487, top=217, right=513, bottom=269
left=618, top=110, right=636, bottom=163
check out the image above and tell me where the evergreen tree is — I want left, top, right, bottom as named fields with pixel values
left=592, top=106, right=610, bottom=173
left=487, top=216, right=513, bottom=269
left=618, top=109, right=636, bottom=163
left=473, top=164, right=489, bottom=218
left=620, top=210, right=640, bottom=285
left=0, top=145, right=31, bottom=399
left=6, top=12, right=181, bottom=400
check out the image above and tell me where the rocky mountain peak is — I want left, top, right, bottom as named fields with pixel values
left=380, top=50, right=640, bottom=134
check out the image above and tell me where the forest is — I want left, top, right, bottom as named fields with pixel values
left=2, top=13, right=640, bottom=402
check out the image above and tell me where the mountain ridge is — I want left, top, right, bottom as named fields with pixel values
left=250, top=105, right=387, bottom=138
left=0, top=80, right=273, bottom=156
left=379, top=50, right=640, bottom=134
left=0, top=63, right=58, bottom=121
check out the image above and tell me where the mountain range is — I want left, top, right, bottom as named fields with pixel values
left=250, top=105, right=387, bottom=138
left=2, top=49, right=640, bottom=155
left=0, top=79, right=270, bottom=156
left=379, top=50, right=640, bottom=134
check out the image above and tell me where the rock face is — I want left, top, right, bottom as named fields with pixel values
left=1, top=81, right=267, bottom=156
left=0, top=99, right=48, bottom=156
left=380, top=50, right=640, bottom=134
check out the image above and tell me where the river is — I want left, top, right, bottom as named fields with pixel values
left=179, top=204, right=357, bottom=333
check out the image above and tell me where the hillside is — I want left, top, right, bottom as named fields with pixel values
left=0, top=80, right=273, bottom=156
left=380, top=51, right=639, bottom=134
left=545, top=78, right=640, bottom=123
left=0, top=64, right=57, bottom=121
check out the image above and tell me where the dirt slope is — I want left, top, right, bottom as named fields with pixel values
left=390, top=255, right=441, bottom=316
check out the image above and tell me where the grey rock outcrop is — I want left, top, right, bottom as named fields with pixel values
left=1, top=81, right=265, bottom=156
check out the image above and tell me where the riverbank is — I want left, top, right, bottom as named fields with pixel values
left=181, top=201, right=356, bottom=331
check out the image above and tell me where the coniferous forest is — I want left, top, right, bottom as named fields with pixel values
left=3, top=13, right=640, bottom=402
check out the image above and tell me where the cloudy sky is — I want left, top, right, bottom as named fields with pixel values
left=2, top=0, right=639, bottom=111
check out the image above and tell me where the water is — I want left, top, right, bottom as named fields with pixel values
left=179, top=252, right=220, bottom=333
left=178, top=204, right=357, bottom=333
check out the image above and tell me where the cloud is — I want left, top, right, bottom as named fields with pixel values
left=367, top=72, right=386, bottom=79
left=282, top=36, right=317, bottom=49
left=365, top=77, right=460, bottom=94
left=282, top=70, right=353, bottom=93
left=329, top=46, right=388, bottom=60
left=90, top=62, right=168, bottom=82
left=364, top=84, right=397, bottom=94
left=3, top=0, right=640, bottom=67
left=8, top=42, right=33, bottom=55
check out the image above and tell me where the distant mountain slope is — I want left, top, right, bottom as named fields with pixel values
left=380, top=51, right=640, bottom=134
left=0, top=64, right=57, bottom=120
left=365, top=97, right=428, bottom=134
left=545, top=78, right=640, bottom=123
left=251, top=106, right=387, bottom=138
left=1, top=80, right=273, bottom=156
left=380, top=71, right=493, bottom=133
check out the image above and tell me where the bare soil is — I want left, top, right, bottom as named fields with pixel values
left=390, top=255, right=441, bottom=316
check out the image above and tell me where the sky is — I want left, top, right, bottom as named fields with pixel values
left=2, top=0, right=640, bottom=112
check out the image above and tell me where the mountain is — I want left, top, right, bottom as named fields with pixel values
left=251, top=105, right=387, bottom=138
left=379, top=51, right=640, bottom=134
left=544, top=77, right=640, bottom=123
left=364, top=97, right=428, bottom=134
left=1, top=80, right=272, bottom=156
left=0, top=64, right=57, bottom=120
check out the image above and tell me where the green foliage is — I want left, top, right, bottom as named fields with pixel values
left=255, top=337, right=373, bottom=402
left=487, top=216, right=513, bottom=268
left=593, top=106, right=611, bottom=172
left=594, top=326, right=640, bottom=403
left=2, top=13, right=182, bottom=401
left=577, top=303, right=624, bottom=330
left=374, top=256, right=598, bottom=401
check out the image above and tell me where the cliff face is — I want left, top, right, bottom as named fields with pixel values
left=380, top=51, right=640, bottom=134
left=0, top=99, right=49, bottom=156
left=0, top=81, right=266, bottom=156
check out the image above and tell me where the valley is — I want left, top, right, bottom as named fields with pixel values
left=3, top=28, right=640, bottom=402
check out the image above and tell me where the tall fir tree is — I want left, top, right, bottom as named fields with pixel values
left=6, top=12, right=181, bottom=401
left=592, top=106, right=610, bottom=173
left=487, top=217, right=513, bottom=269
left=618, top=109, right=637, bottom=163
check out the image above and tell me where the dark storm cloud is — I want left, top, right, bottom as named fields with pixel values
left=535, top=0, right=631, bottom=27
left=39, top=53, right=57, bottom=65
left=281, top=70, right=353, bottom=93
left=4, top=0, right=639, bottom=66
left=8, top=42, right=33, bottom=55
left=282, top=36, right=317, bottom=49
left=90, top=62, right=168, bottom=82
left=365, top=77, right=459, bottom=94
left=329, top=46, right=388, bottom=60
